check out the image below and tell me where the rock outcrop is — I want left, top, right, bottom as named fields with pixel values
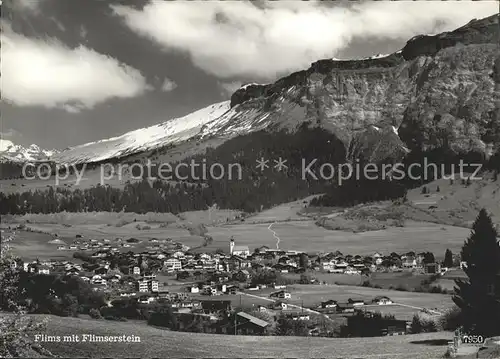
left=226, top=14, right=499, bottom=161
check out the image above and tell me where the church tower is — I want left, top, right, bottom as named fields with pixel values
left=229, top=238, right=235, bottom=255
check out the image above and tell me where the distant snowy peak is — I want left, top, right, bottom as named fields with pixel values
left=0, top=139, right=57, bottom=162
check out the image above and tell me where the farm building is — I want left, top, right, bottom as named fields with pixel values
left=230, top=312, right=271, bottom=335
left=201, top=300, right=232, bottom=314
left=373, top=296, right=393, bottom=305
left=343, top=313, right=407, bottom=337
left=270, top=290, right=291, bottom=299
left=321, top=300, right=338, bottom=309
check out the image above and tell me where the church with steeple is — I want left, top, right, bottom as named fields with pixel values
left=229, top=237, right=250, bottom=257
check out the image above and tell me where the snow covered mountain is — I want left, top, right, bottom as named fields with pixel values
left=31, top=14, right=500, bottom=166
left=51, top=101, right=232, bottom=164
left=0, top=139, right=57, bottom=162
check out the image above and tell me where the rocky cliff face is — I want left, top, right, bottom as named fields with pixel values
left=227, top=14, right=499, bottom=162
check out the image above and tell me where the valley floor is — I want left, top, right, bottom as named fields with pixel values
left=2, top=216, right=470, bottom=261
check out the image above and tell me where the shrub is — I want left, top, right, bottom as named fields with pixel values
left=410, top=314, right=438, bottom=333
left=395, top=284, right=408, bottom=291
left=439, top=306, right=462, bottom=331
left=89, top=308, right=102, bottom=319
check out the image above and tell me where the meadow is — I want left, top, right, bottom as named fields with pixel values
left=3, top=216, right=471, bottom=261
left=205, top=220, right=470, bottom=255
left=18, top=314, right=454, bottom=358
left=275, top=284, right=454, bottom=315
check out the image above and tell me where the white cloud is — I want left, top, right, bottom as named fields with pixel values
left=160, top=78, right=177, bottom=92
left=111, top=0, right=498, bottom=80
left=1, top=25, right=151, bottom=111
left=219, top=81, right=242, bottom=98
left=0, top=128, right=23, bottom=140
left=7, top=0, right=45, bottom=13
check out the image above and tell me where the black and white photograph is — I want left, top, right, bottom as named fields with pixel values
left=1, top=0, right=500, bottom=358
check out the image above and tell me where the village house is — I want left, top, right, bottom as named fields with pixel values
left=272, top=263, right=296, bottom=273
left=37, top=265, right=51, bottom=275
left=401, top=255, right=417, bottom=269
left=424, top=263, right=441, bottom=274
left=137, top=279, right=159, bottom=292
left=66, top=267, right=80, bottom=275
left=277, top=256, right=298, bottom=267
left=269, top=301, right=288, bottom=310
left=270, top=290, right=291, bottom=300
left=91, top=275, right=106, bottom=285
left=337, top=303, right=355, bottom=314
left=188, top=285, right=200, bottom=294
left=256, top=245, right=270, bottom=252
left=164, top=257, right=182, bottom=272
left=232, top=312, right=271, bottom=335
left=202, top=286, right=218, bottom=296
left=137, top=295, right=156, bottom=304
left=372, top=296, right=393, bottom=305
left=226, top=285, right=238, bottom=295
left=348, top=298, right=365, bottom=307
left=373, top=252, right=383, bottom=262
left=282, top=310, right=310, bottom=321
left=226, top=255, right=251, bottom=271
left=200, top=300, right=232, bottom=315
left=346, top=313, right=407, bottom=336
left=233, top=269, right=250, bottom=282
left=322, top=259, right=337, bottom=272
left=320, top=299, right=338, bottom=309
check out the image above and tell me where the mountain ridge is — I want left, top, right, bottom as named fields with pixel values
left=0, top=139, right=57, bottom=163
left=9, top=14, right=500, bottom=167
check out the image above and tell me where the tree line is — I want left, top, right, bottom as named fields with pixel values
left=0, top=126, right=407, bottom=214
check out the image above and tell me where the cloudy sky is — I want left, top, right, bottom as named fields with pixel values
left=1, top=0, right=498, bottom=149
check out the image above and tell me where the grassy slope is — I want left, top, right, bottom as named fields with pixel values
left=30, top=314, right=453, bottom=358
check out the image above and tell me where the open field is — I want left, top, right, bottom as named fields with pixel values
left=2, top=230, right=82, bottom=262
left=193, top=293, right=272, bottom=309
left=280, top=284, right=453, bottom=314
left=11, top=314, right=454, bottom=358
left=285, top=272, right=435, bottom=291
left=205, top=220, right=470, bottom=254
left=1, top=226, right=203, bottom=261
left=434, top=269, right=468, bottom=291
left=361, top=304, right=430, bottom=321
left=242, top=195, right=320, bottom=223
left=361, top=272, right=432, bottom=291
left=2, top=209, right=242, bottom=227
left=3, top=217, right=471, bottom=260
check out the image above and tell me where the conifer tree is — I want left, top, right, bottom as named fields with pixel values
left=443, top=249, right=453, bottom=268
left=453, top=209, right=500, bottom=336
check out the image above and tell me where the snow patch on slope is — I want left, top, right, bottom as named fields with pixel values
left=53, top=101, right=231, bottom=164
